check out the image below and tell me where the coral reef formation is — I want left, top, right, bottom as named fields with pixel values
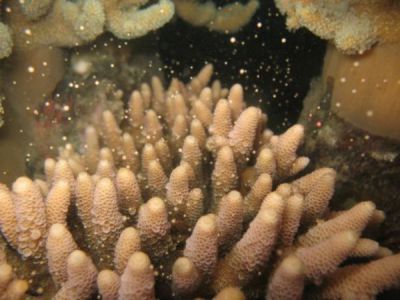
left=312, top=43, right=400, bottom=141
left=174, top=0, right=259, bottom=33
left=285, top=0, right=400, bottom=137
left=275, top=0, right=400, bottom=54
left=0, top=0, right=261, bottom=59
left=0, top=0, right=174, bottom=59
left=299, top=62, right=400, bottom=252
left=0, top=47, right=66, bottom=185
left=0, top=32, right=165, bottom=186
left=0, top=65, right=399, bottom=299
left=275, top=0, right=400, bottom=254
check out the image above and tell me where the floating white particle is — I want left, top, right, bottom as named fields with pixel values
left=73, top=59, right=91, bottom=75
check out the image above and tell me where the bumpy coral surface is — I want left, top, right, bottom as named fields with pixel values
left=0, top=0, right=175, bottom=59
left=0, top=0, right=259, bottom=59
left=0, top=65, right=399, bottom=299
left=275, top=0, right=400, bottom=54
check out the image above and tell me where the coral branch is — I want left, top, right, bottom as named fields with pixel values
left=0, top=65, right=398, bottom=299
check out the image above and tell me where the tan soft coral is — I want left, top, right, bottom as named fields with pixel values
left=0, top=65, right=399, bottom=299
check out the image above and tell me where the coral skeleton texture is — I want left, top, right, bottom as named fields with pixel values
left=0, top=65, right=399, bottom=299
left=274, top=0, right=400, bottom=54
left=0, top=0, right=174, bottom=59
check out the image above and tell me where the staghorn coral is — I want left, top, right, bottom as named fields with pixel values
left=276, top=1, right=400, bottom=256
left=0, top=65, right=399, bottom=299
left=173, top=0, right=260, bottom=33
left=296, top=29, right=400, bottom=253
left=275, top=0, right=400, bottom=54
left=279, top=0, right=400, bottom=262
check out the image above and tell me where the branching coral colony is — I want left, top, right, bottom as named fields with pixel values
left=0, top=65, right=399, bottom=299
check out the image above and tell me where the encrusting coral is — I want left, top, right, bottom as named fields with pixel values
left=0, top=65, right=399, bottom=299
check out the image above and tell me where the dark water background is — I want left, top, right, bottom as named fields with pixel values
left=158, top=0, right=326, bottom=131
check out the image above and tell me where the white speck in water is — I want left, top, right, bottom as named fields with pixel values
left=24, top=28, right=32, bottom=36
left=73, top=59, right=91, bottom=75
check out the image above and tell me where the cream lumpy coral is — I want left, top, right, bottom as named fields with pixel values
left=1, top=0, right=174, bottom=58
left=0, top=0, right=260, bottom=59
left=275, top=0, right=400, bottom=54
left=0, top=65, right=399, bottom=299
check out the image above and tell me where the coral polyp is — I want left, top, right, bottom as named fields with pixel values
left=0, top=65, right=399, bottom=299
